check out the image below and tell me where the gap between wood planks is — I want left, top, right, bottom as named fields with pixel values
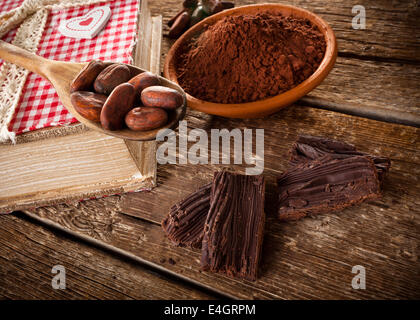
left=300, top=97, right=420, bottom=128
left=338, top=52, right=420, bottom=66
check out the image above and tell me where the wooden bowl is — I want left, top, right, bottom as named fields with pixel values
left=164, top=3, right=337, bottom=119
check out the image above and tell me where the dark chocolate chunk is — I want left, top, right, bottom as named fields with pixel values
left=201, top=171, right=265, bottom=281
left=277, top=156, right=381, bottom=221
left=290, top=135, right=391, bottom=182
left=162, top=183, right=211, bottom=248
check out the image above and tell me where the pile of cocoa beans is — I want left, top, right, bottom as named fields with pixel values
left=70, top=60, right=183, bottom=132
left=168, top=0, right=234, bottom=39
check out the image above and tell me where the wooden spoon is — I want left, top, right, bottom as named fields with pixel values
left=0, top=40, right=186, bottom=141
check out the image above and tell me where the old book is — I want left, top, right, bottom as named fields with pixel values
left=162, top=183, right=211, bottom=248
left=290, top=135, right=391, bottom=182
left=0, top=1, right=162, bottom=213
left=277, top=156, right=381, bottom=221
left=201, top=171, right=265, bottom=281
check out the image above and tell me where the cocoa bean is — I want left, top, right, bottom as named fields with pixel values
left=169, top=12, right=191, bottom=39
left=70, top=91, right=107, bottom=122
left=213, top=1, right=235, bottom=14
left=100, top=83, right=136, bottom=130
left=190, top=5, right=210, bottom=26
left=201, top=0, right=218, bottom=14
left=94, top=63, right=131, bottom=95
left=70, top=60, right=105, bottom=93
left=141, top=86, right=183, bottom=110
left=183, top=0, right=198, bottom=9
left=125, top=107, right=168, bottom=131
left=128, top=71, right=160, bottom=100
left=168, top=9, right=186, bottom=27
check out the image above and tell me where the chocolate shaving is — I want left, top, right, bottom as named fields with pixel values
left=278, top=156, right=381, bottom=221
left=201, top=171, right=265, bottom=281
left=161, top=183, right=211, bottom=248
left=290, top=135, right=391, bottom=182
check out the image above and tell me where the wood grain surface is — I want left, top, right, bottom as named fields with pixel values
left=304, top=56, right=420, bottom=126
left=3, top=0, right=419, bottom=300
left=0, top=213, right=214, bottom=299
left=24, top=106, right=420, bottom=299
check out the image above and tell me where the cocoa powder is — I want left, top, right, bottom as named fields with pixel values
left=177, top=12, right=326, bottom=104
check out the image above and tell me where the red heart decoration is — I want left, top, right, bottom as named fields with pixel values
left=59, top=6, right=111, bottom=39
left=79, top=17, right=93, bottom=26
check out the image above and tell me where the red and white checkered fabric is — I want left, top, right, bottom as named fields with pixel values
left=0, top=0, right=139, bottom=135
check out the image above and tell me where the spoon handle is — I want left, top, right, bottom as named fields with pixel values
left=0, top=40, right=51, bottom=79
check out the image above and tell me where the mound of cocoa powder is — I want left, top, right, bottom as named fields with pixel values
left=176, top=12, right=326, bottom=104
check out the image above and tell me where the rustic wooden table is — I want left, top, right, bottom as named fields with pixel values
left=1, top=0, right=419, bottom=299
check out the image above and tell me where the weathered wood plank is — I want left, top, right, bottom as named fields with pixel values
left=152, top=0, right=420, bottom=62
left=304, top=56, right=420, bottom=126
left=25, top=106, right=420, bottom=299
left=0, top=213, right=214, bottom=299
